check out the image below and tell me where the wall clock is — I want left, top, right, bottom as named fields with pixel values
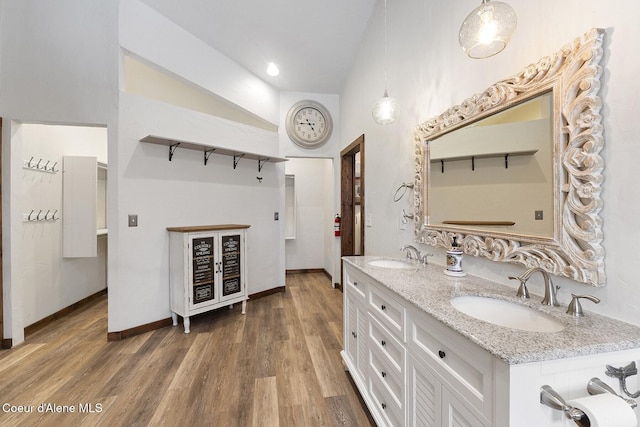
left=285, top=100, right=333, bottom=148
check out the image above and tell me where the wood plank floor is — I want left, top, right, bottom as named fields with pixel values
left=0, top=272, right=374, bottom=427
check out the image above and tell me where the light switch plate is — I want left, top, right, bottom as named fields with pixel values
left=128, top=214, right=138, bottom=227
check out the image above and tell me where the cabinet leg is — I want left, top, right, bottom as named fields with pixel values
left=241, top=300, right=247, bottom=315
left=229, top=304, right=234, bottom=310
left=183, top=316, right=190, bottom=334
left=171, top=312, right=178, bottom=326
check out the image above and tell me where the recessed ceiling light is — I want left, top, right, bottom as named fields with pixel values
left=266, top=62, right=279, bottom=76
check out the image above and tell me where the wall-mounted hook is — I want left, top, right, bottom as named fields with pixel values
left=44, top=160, right=50, bottom=171
left=256, top=176, right=263, bottom=183
left=28, top=210, right=35, bottom=221
left=28, top=157, right=35, bottom=168
left=36, top=158, right=43, bottom=169
left=36, top=210, right=44, bottom=221
left=50, top=161, right=58, bottom=172
left=52, top=210, right=59, bottom=220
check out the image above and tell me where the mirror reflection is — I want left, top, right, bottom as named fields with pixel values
left=428, top=92, right=553, bottom=237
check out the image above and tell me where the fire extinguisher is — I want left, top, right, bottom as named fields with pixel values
left=334, top=214, right=341, bottom=237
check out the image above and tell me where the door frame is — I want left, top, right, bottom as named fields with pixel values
left=339, top=134, right=365, bottom=290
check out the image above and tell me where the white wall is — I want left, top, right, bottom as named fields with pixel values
left=0, top=0, right=118, bottom=343
left=1, top=0, right=286, bottom=343
left=285, top=158, right=334, bottom=271
left=280, top=92, right=341, bottom=281
left=339, top=0, right=640, bottom=326
left=112, top=0, right=285, bottom=333
left=19, top=124, right=107, bottom=326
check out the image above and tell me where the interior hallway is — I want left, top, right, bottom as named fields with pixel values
left=0, top=272, right=373, bottom=426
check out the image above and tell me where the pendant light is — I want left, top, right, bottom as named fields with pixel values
left=459, top=0, right=517, bottom=59
left=372, top=0, right=399, bottom=125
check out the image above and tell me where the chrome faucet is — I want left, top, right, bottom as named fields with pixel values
left=400, top=245, right=432, bottom=264
left=509, top=267, right=560, bottom=306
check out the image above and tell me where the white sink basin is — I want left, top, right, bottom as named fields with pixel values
left=367, top=258, right=415, bottom=269
left=450, top=295, right=565, bottom=333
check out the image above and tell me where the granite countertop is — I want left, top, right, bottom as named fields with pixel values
left=343, top=256, right=640, bottom=365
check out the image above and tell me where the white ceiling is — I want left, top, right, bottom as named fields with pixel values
left=139, top=0, right=378, bottom=94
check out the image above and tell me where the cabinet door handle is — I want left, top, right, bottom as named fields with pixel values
left=352, top=331, right=357, bottom=338
left=381, top=403, right=387, bottom=410
left=438, top=350, right=446, bottom=359
left=381, top=340, right=386, bottom=346
left=381, top=304, right=386, bottom=311
left=381, top=371, right=387, bottom=378
left=353, top=281, right=358, bottom=286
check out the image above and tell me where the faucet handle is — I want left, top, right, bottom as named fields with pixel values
left=567, top=294, right=600, bottom=316
left=508, top=275, right=530, bottom=299
left=420, top=253, right=433, bottom=265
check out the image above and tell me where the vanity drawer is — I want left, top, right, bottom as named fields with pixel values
left=368, top=283, right=405, bottom=341
left=408, top=306, right=494, bottom=421
left=369, top=372, right=404, bottom=427
left=368, top=314, right=405, bottom=374
left=369, top=342, right=404, bottom=407
left=344, top=265, right=367, bottom=300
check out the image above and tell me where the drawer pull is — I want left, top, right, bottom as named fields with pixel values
left=354, top=281, right=358, bottom=286
left=381, top=340, right=386, bottom=346
left=352, top=331, right=357, bottom=338
left=438, top=350, right=446, bottom=359
left=381, top=304, right=386, bottom=310
left=381, top=403, right=387, bottom=410
left=381, top=371, right=387, bottom=378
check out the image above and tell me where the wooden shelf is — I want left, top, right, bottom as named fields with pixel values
left=140, top=135, right=288, bottom=170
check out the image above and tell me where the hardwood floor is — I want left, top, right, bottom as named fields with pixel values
left=0, top=272, right=374, bottom=427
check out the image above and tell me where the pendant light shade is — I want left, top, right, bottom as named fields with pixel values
left=459, top=0, right=517, bottom=59
left=371, top=0, right=399, bottom=125
left=372, top=90, right=399, bottom=125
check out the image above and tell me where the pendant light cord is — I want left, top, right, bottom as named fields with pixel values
left=383, top=0, right=389, bottom=92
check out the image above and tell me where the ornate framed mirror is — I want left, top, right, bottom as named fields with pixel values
left=413, top=28, right=605, bottom=286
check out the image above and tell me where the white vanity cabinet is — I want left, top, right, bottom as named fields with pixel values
left=407, top=303, right=494, bottom=426
left=168, top=224, right=249, bottom=333
left=343, top=262, right=490, bottom=427
left=343, top=258, right=640, bottom=426
left=343, top=265, right=407, bottom=426
left=344, top=265, right=369, bottom=385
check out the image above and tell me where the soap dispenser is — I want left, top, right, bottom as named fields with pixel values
left=444, top=236, right=466, bottom=277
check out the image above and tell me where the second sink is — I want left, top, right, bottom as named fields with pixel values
left=367, top=258, right=416, bottom=269
left=450, top=295, right=565, bottom=333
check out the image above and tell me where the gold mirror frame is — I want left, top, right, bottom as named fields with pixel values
left=413, top=28, right=605, bottom=286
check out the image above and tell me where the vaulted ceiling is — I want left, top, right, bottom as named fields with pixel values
left=139, top=0, right=378, bottom=94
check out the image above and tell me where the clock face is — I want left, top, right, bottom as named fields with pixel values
left=286, top=100, right=333, bottom=148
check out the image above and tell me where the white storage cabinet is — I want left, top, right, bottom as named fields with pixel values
left=168, top=224, right=249, bottom=333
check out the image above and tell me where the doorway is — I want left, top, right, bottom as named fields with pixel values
left=340, top=135, right=365, bottom=289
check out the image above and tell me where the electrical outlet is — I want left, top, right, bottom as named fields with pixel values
left=128, top=214, right=138, bottom=227
left=535, top=210, right=543, bottom=220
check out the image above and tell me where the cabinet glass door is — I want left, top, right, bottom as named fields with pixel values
left=220, top=232, right=243, bottom=300
left=190, top=234, right=217, bottom=307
